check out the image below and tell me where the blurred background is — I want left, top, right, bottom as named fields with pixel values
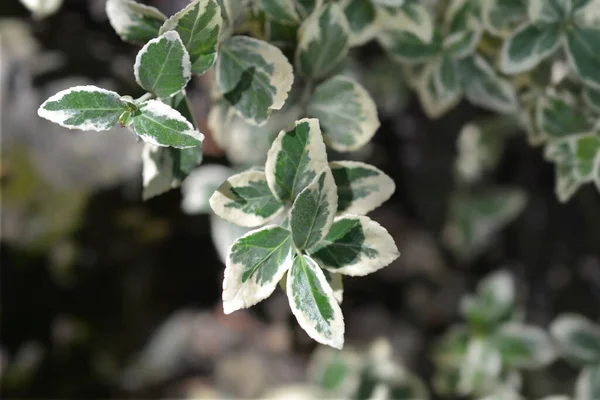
left=1, top=0, right=599, bottom=398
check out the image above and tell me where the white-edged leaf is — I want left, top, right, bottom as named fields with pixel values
left=106, top=0, right=167, bottom=44
left=378, top=28, right=439, bottom=65
left=131, top=100, right=204, bottom=148
left=37, top=85, right=128, bottom=131
left=575, top=364, right=600, bottom=400
left=462, top=55, right=518, bottom=114
left=443, top=0, right=482, bottom=59
left=493, top=324, right=557, bottom=369
left=377, top=3, right=434, bottom=44
left=223, top=225, right=294, bottom=314
left=261, top=0, right=300, bottom=25
left=217, top=36, right=294, bottom=126
left=564, top=26, right=600, bottom=90
left=209, top=169, right=284, bottom=228
left=573, top=0, right=600, bottom=27
left=545, top=132, right=600, bottom=181
left=341, top=0, right=378, bottom=46
left=583, top=87, right=600, bottom=113
left=458, top=338, right=502, bottom=395
left=480, top=0, right=527, bottom=37
left=265, top=118, right=329, bottom=202
left=159, top=0, right=222, bottom=76
left=142, top=143, right=202, bottom=200
left=527, top=0, right=568, bottom=23
left=500, top=23, right=562, bottom=75
left=415, top=60, right=462, bottom=119
left=309, top=215, right=399, bottom=276
left=536, top=93, right=592, bottom=140
left=182, top=164, right=232, bottom=214
left=287, top=255, right=345, bottom=349
left=307, top=75, right=380, bottom=152
left=295, top=3, right=350, bottom=79
left=290, top=169, right=337, bottom=250
left=550, top=313, right=600, bottom=364
left=134, top=31, right=191, bottom=99
left=330, top=161, right=395, bottom=215
left=20, top=0, right=63, bottom=18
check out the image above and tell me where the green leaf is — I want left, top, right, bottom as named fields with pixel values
left=550, top=314, right=600, bottom=364
left=307, top=75, right=380, bottom=152
left=223, top=225, right=294, bottom=313
left=378, top=29, right=440, bottom=65
left=443, top=0, right=482, bottom=58
left=106, top=0, right=166, bottom=44
left=462, top=55, right=518, bottom=114
left=296, top=3, right=350, bottom=79
left=341, top=0, right=378, bottom=46
left=500, top=23, right=562, bottom=74
left=159, top=0, right=222, bottom=76
left=377, top=3, right=435, bottom=44
left=545, top=132, right=600, bottom=181
left=217, top=36, right=294, bottom=126
left=460, top=270, right=517, bottom=330
left=565, top=26, right=600, bottom=90
left=330, top=161, right=395, bottom=215
left=209, top=169, right=284, bottom=228
left=260, top=0, right=300, bottom=25
left=309, top=215, right=399, bottom=276
left=308, top=347, right=360, bottom=394
left=134, top=31, right=191, bottom=99
left=527, top=0, right=570, bottom=23
left=265, top=118, right=329, bottom=202
left=131, top=100, right=204, bottom=148
left=182, top=164, right=232, bottom=214
left=576, top=364, right=600, bottom=400
left=434, top=55, right=462, bottom=98
left=142, top=143, right=203, bottom=200
left=37, top=85, right=128, bottom=131
left=536, top=93, right=592, bottom=140
left=295, top=0, right=321, bottom=17
left=480, top=0, right=527, bottom=37
left=415, top=59, right=462, bottom=119
left=287, top=255, right=345, bottom=348
left=290, top=169, right=337, bottom=250
left=493, top=324, right=557, bottom=369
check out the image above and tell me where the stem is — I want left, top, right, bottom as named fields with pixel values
left=135, top=92, right=154, bottom=104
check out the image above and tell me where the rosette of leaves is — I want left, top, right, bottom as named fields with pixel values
left=500, top=0, right=600, bottom=90
left=550, top=314, right=600, bottom=400
left=433, top=270, right=556, bottom=396
left=379, top=0, right=518, bottom=118
left=208, top=118, right=398, bottom=348
left=308, top=339, right=429, bottom=399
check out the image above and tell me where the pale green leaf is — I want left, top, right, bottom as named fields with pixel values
left=37, top=85, right=128, bottom=131
left=575, top=364, right=600, bottom=400
left=159, top=0, right=221, bottom=76
left=287, top=255, right=344, bottom=349
left=330, top=161, right=395, bottom=215
left=209, top=169, right=284, bottom=227
left=290, top=169, right=338, bottom=250
left=223, top=225, right=294, bottom=313
left=309, top=215, right=399, bottom=276
left=182, top=164, right=232, bottom=214
left=131, top=99, right=204, bottom=148
left=307, top=75, right=380, bottom=152
left=217, top=36, right=294, bottom=126
left=341, top=0, right=378, bottom=46
left=261, top=0, right=300, bottom=25
left=134, top=31, right=191, bottom=99
left=493, top=324, right=557, bottom=369
left=565, top=26, right=600, bottom=90
left=296, top=3, right=350, bottom=79
left=106, top=0, right=167, bottom=44
left=550, top=314, right=600, bottom=364
left=265, top=118, right=329, bottom=202
left=500, top=23, right=561, bottom=74
left=462, top=55, right=518, bottom=114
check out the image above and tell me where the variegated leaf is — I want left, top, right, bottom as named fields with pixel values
left=134, top=31, right=191, bottom=99
left=130, top=100, right=204, bottom=148
left=290, top=169, right=337, bottom=250
left=565, top=26, right=600, bottom=90
left=38, top=85, right=128, bottom=131
left=500, top=23, right=562, bottom=74
left=462, top=55, right=518, bottom=114
left=536, top=94, right=592, bottom=140
left=545, top=132, right=600, bottom=181
left=217, top=36, right=294, bottom=126
left=265, top=118, right=329, bottom=202
left=551, top=314, right=600, bottom=364
left=527, top=0, right=569, bottom=23
left=480, top=0, right=527, bottom=37
left=443, top=0, right=482, bottom=58
left=159, top=0, right=222, bottom=76
left=223, top=225, right=294, bottom=313
left=493, top=324, right=557, bottom=369
left=377, top=3, right=434, bottom=44
left=287, top=255, right=345, bottom=349
left=378, top=28, right=440, bottom=65
left=576, top=364, right=600, bottom=400
left=309, top=215, right=399, bottom=276
left=296, top=3, right=350, bottom=79
left=106, top=0, right=167, bottom=44
left=261, top=0, right=300, bottom=25
left=583, top=87, right=600, bottom=113
left=307, top=75, right=380, bottom=152
left=460, top=270, right=516, bottom=329
left=330, top=161, right=395, bottom=215
left=341, top=0, right=378, bottom=46
left=182, top=164, right=232, bottom=214
left=210, top=169, right=284, bottom=227
left=415, top=60, right=462, bottom=119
